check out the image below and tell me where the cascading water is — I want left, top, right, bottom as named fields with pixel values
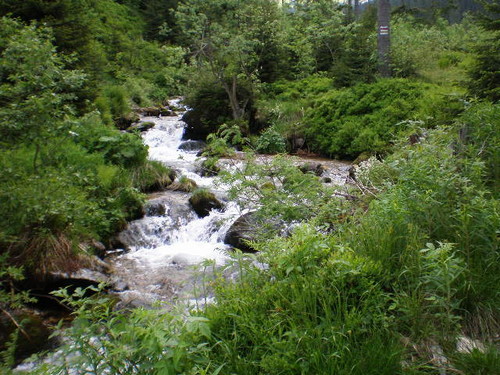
left=106, top=99, right=352, bottom=308
left=107, top=101, right=242, bottom=308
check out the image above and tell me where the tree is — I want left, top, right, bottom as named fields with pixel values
left=0, top=17, right=85, bottom=171
left=467, top=0, right=500, bottom=101
left=377, top=0, right=391, bottom=77
left=176, top=0, right=283, bottom=122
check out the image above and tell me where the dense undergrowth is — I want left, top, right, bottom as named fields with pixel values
left=18, top=101, right=499, bottom=375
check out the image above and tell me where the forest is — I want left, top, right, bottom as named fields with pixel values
left=0, top=0, right=498, bottom=374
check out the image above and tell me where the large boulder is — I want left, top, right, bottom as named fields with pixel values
left=138, top=107, right=172, bottom=117
left=224, top=212, right=259, bottom=253
left=189, top=190, right=223, bottom=217
left=116, top=113, right=140, bottom=130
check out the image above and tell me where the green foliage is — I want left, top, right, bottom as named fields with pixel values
left=183, top=76, right=234, bottom=140
left=200, top=157, right=221, bottom=177
left=74, top=113, right=148, bottom=168
left=456, top=102, right=500, bottom=190
left=467, top=1, right=500, bottom=102
left=0, top=17, right=85, bottom=160
left=304, top=79, right=430, bottom=158
left=205, top=225, right=401, bottom=374
left=351, top=103, right=500, bottom=333
left=390, top=15, right=480, bottom=84
left=255, top=126, right=287, bottom=154
left=169, top=175, right=198, bottom=192
left=222, top=154, right=330, bottom=224
left=452, top=346, right=500, bottom=375
left=29, top=284, right=215, bottom=375
left=96, top=86, right=131, bottom=122
left=131, top=160, right=175, bottom=193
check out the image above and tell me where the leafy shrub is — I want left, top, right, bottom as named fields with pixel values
left=452, top=346, right=500, bottom=375
left=200, top=157, right=221, bottom=177
left=30, top=285, right=214, bottom=375
left=391, top=15, right=480, bottom=82
left=349, top=104, right=500, bottom=335
left=205, top=225, right=401, bottom=374
left=74, top=113, right=148, bottom=167
left=96, top=85, right=131, bottom=121
left=182, top=76, right=234, bottom=140
left=304, top=79, right=431, bottom=158
left=255, top=126, right=287, bottom=154
left=222, top=154, right=330, bottom=223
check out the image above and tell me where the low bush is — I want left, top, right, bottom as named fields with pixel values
left=74, top=113, right=148, bottom=168
left=304, top=79, right=439, bottom=159
left=205, top=225, right=402, bottom=374
left=349, top=103, right=500, bottom=336
left=255, top=126, right=287, bottom=154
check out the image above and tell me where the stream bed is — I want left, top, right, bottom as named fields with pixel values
left=106, top=100, right=352, bottom=309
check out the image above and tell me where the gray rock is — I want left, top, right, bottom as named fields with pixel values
left=178, top=140, right=206, bottom=151
left=299, top=163, right=325, bottom=176
left=189, top=191, right=223, bottom=218
left=224, top=212, right=259, bottom=253
left=127, top=121, right=155, bottom=133
left=145, top=201, right=167, bottom=216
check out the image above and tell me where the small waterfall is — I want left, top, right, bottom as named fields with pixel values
left=107, top=99, right=352, bottom=308
left=108, top=102, right=241, bottom=308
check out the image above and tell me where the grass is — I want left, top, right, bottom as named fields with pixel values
left=130, top=160, right=176, bottom=192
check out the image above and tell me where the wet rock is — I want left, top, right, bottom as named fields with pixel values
left=145, top=201, right=167, bottom=216
left=79, top=239, right=107, bottom=258
left=108, top=236, right=127, bottom=251
left=289, top=135, right=306, bottom=152
left=347, top=165, right=356, bottom=182
left=353, top=151, right=372, bottom=165
left=299, top=163, right=325, bottom=177
left=48, top=256, right=110, bottom=287
left=138, top=107, right=169, bottom=117
left=126, top=121, right=155, bottom=133
left=189, top=190, right=223, bottom=218
left=456, top=335, right=486, bottom=353
left=116, top=113, right=140, bottom=130
left=224, top=212, right=259, bottom=253
left=178, top=140, right=206, bottom=152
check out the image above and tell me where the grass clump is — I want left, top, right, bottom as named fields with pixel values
left=131, top=160, right=176, bottom=193
left=168, top=175, right=198, bottom=192
left=205, top=225, right=402, bottom=374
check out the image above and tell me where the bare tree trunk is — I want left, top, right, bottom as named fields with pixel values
left=354, top=0, right=360, bottom=19
left=223, top=77, right=245, bottom=120
left=377, top=0, right=391, bottom=78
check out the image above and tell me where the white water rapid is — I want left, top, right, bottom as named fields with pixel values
left=106, top=99, right=352, bottom=308
left=107, top=101, right=242, bottom=308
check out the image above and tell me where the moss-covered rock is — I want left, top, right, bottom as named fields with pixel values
left=188, top=189, right=223, bottom=217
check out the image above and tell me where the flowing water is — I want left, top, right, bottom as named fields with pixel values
left=14, top=100, right=352, bottom=373
left=106, top=100, right=352, bottom=309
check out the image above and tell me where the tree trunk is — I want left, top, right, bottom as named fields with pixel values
left=377, top=0, right=391, bottom=78
left=223, top=76, right=245, bottom=120
left=354, top=0, right=360, bottom=19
